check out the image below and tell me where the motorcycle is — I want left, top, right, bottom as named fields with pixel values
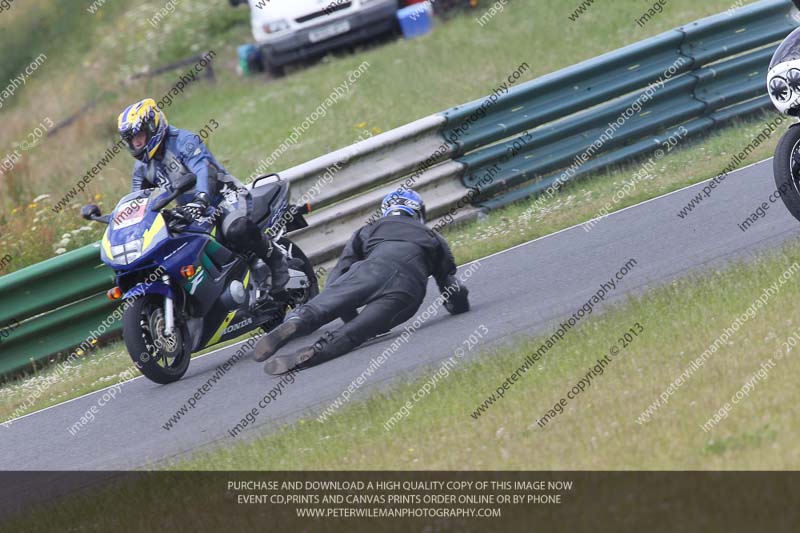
left=82, top=173, right=319, bottom=384
left=769, top=26, right=800, bottom=221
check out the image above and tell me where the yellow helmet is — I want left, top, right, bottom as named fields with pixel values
left=117, top=98, right=168, bottom=162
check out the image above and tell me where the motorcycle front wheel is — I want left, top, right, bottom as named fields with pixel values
left=123, top=295, right=191, bottom=384
left=773, top=123, right=800, bottom=223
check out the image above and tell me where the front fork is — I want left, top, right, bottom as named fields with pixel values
left=162, top=274, right=175, bottom=337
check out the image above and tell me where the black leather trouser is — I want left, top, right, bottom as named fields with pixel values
left=286, top=258, right=425, bottom=364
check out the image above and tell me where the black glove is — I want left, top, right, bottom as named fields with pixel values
left=443, top=284, right=470, bottom=315
left=177, top=192, right=210, bottom=221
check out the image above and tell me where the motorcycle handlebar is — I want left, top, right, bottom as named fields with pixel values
left=150, top=175, right=197, bottom=212
left=150, top=189, right=182, bottom=212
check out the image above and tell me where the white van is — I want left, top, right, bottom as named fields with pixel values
left=230, top=0, right=400, bottom=75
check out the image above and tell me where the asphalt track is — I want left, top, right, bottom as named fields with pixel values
left=2, top=157, right=799, bottom=472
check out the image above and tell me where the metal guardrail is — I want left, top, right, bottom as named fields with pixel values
left=0, top=244, right=117, bottom=377
left=455, top=0, right=798, bottom=206
left=1, top=0, right=797, bottom=378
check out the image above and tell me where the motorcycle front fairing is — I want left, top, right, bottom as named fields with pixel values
left=100, top=188, right=212, bottom=296
left=768, top=27, right=800, bottom=115
left=100, top=188, right=254, bottom=350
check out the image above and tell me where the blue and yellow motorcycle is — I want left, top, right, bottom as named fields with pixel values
left=82, top=174, right=318, bottom=384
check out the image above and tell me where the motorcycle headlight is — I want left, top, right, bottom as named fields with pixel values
left=770, top=76, right=791, bottom=103
left=110, top=239, right=143, bottom=265
left=263, top=19, right=289, bottom=34
left=788, top=69, right=800, bottom=91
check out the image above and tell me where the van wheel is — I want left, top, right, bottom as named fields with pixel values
left=262, top=56, right=285, bottom=78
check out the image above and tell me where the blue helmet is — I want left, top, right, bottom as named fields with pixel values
left=118, top=98, right=168, bottom=162
left=381, top=189, right=426, bottom=222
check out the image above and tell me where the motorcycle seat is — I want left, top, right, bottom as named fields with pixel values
left=250, top=181, right=286, bottom=224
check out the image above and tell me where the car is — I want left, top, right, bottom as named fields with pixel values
left=230, top=0, right=400, bottom=76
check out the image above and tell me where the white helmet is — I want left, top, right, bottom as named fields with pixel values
left=768, top=27, right=800, bottom=115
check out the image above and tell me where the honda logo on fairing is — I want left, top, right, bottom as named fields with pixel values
left=224, top=317, right=253, bottom=335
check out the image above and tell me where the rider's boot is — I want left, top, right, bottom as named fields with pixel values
left=253, top=316, right=305, bottom=362
left=247, top=234, right=287, bottom=304
left=263, top=342, right=319, bottom=375
left=249, top=258, right=273, bottom=306
left=266, top=244, right=290, bottom=301
left=264, top=331, right=355, bottom=375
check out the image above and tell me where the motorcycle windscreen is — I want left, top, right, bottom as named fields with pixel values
left=111, top=198, right=148, bottom=230
left=109, top=188, right=168, bottom=230
left=104, top=188, right=171, bottom=263
left=771, top=27, right=800, bottom=69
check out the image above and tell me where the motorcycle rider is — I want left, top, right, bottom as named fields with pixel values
left=118, top=98, right=288, bottom=300
left=253, top=189, right=471, bottom=374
